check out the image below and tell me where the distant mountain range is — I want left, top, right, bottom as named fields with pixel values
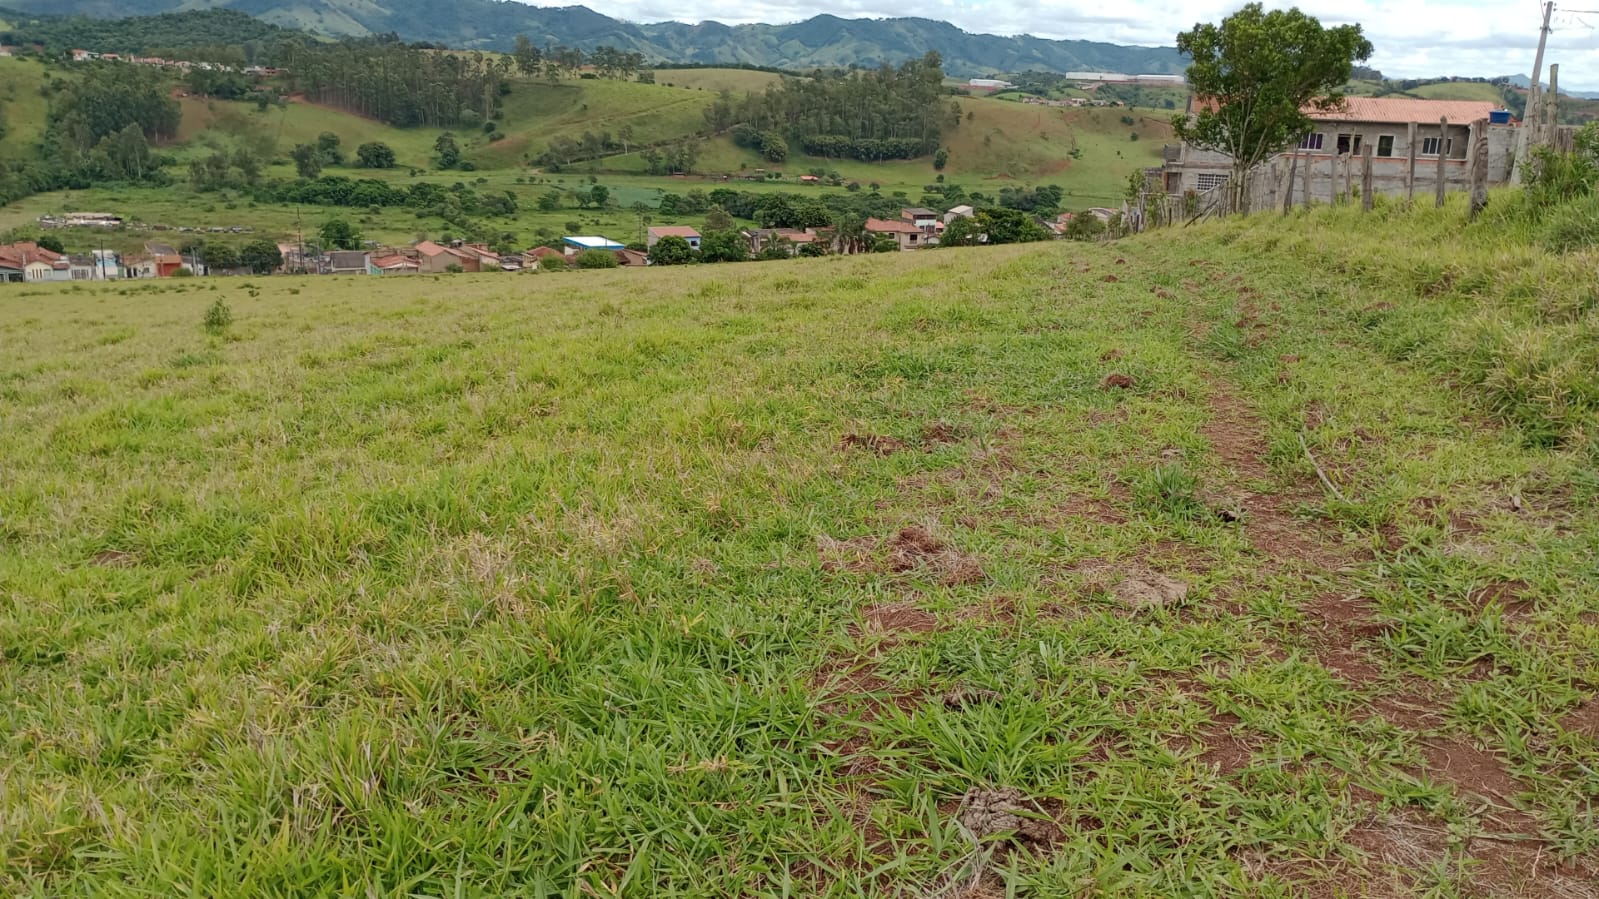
left=0, top=0, right=1187, bottom=77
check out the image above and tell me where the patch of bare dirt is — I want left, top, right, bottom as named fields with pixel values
left=1419, top=739, right=1526, bottom=802
left=886, top=526, right=986, bottom=586
left=1100, top=373, right=1136, bottom=390
left=1101, top=274, right=1119, bottom=283
left=92, top=549, right=136, bottom=567
left=1100, top=348, right=1125, bottom=362
left=854, top=602, right=939, bottom=638
left=920, top=421, right=964, bottom=447
left=1112, top=569, right=1190, bottom=610
left=1559, top=698, right=1599, bottom=742
left=1193, top=713, right=1254, bottom=775
left=840, top=432, right=906, bottom=455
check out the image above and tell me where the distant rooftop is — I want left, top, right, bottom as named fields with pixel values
left=563, top=236, right=625, bottom=250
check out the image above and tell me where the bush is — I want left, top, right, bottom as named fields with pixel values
left=203, top=298, right=232, bottom=334
left=574, top=249, right=618, bottom=269
left=648, top=236, right=694, bottom=265
left=538, top=255, right=568, bottom=271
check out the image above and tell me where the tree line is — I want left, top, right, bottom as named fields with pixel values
left=0, top=64, right=177, bottom=207
left=271, top=37, right=510, bottom=128
left=704, top=53, right=961, bottom=161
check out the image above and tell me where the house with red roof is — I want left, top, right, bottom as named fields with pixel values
left=0, top=242, right=71, bottom=282
left=1158, top=96, right=1517, bottom=203
left=864, top=217, right=927, bottom=251
left=414, top=240, right=480, bottom=273
left=646, top=225, right=701, bottom=251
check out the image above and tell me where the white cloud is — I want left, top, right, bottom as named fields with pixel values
left=515, top=0, right=1599, bottom=89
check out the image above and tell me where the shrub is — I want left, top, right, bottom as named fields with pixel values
left=202, top=298, right=232, bottom=334
left=574, top=249, right=618, bottom=269
left=538, top=255, right=568, bottom=271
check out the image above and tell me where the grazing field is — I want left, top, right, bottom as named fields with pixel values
left=2, top=197, right=1597, bottom=896
left=0, top=58, right=50, bottom=161
left=655, top=67, right=790, bottom=93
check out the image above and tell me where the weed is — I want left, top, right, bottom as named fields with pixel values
left=201, top=298, right=233, bottom=334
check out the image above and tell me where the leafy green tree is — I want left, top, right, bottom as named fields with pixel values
left=699, top=230, right=748, bottom=263
left=290, top=143, right=322, bottom=180
left=201, top=243, right=240, bottom=271
left=1176, top=2, right=1372, bottom=211
left=977, top=207, right=1051, bottom=244
left=240, top=239, right=284, bottom=274
left=233, top=147, right=263, bottom=184
left=704, top=205, right=734, bottom=232
left=589, top=185, right=610, bottom=208
left=356, top=142, right=396, bottom=168
left=319, top=219, right=362, bottom=250
left=648, top=235, right=694, bottom=265
left=934, top=148, right=949, bottom=170
left=574, top=249, right=618, bottom=269
left=538, top=254, right=568, bottom=271
left=537, top=190, right=564, bottom=212
left=35, top=235, right=65, bottom=254
left=513, top=34, right=543, bottom=76
left=434, top=133, right=462, bottom=170
left=940, top=216, right=981, bottom=247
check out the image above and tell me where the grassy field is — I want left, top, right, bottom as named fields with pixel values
left=3, top=193, right=1597, bottom=895
left=655, top=68, right=788, bottom=93
left=0, top=58, right=50, bottom=162
left=1408, top=82, right=1508, bottom=103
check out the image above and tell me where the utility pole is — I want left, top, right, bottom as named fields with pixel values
left=1512, top=1, right=1555, bottom=183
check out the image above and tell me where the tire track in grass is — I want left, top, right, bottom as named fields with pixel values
left=1191, top=275, right=1599, bottom=898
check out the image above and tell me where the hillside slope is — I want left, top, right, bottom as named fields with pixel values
left=3, top=195, right=1597, bottom=895
left=0, top=1, right=1186, bottom=76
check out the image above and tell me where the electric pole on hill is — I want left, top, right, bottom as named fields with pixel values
left=1512, top=1, right=1555, bottom=183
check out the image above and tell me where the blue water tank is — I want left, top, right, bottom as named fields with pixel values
left=1489, top=109, right=1512, bottom=124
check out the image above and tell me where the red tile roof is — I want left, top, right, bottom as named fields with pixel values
left=1310, top=97, right=1499, bottom=125
left=1196, top=96, right=1501, bottom=125
left=865, top=217, right=922, bottom=234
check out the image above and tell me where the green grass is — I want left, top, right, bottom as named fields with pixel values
left=0, top=58, right=50, bottom=161
left=654, top=68, right=788, bottom=94
left=2, top=192, right=1597, bottom=895
left=1407, top=83, right=1507, bottom=103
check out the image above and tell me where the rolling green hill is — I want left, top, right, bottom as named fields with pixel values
left=1, top=2, right=1186, bottom=77
left=0, top=56, right=48, bottom=161
left=3, top=190, right=1598, bottom=895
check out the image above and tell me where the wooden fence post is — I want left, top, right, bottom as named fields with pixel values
left=1361, top=144, right=1374, bottom=211
left=1283, top=151, right=1298, bottom=214
left=1547, top=64, right=1560, bottom=133
left=1435, top=117, right=1449, bottom=208
left=1405, top=122, right=1418, bottom=203
left=1469, top=119, right=1490, bottom=219
left=1303, top=150, right=1313, bottom=207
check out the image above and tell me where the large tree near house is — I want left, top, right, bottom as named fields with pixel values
left=1175, top=3, right=1372, bottom=213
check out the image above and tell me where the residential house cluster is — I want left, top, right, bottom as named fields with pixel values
left=67, top=49, right=284, bottom=76
left=1021, top=96, right=1125, bottom=109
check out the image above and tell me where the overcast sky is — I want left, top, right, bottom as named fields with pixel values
left=524, top=0, right=1599, bottom=90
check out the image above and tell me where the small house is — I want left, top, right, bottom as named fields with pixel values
left=327, top=250, right=371, bottom=275
left=646, top=226, right=701, bottom=250
left=414, top=240, right=479, bottom=273
left=742, top=228, right=818, bottom=256
left=865, top=218, right=926, bottom=251
left=901, top=208, right=940, bottom=232
left=562, top=236, right=625, bottom=258
left=615, top=248, right=649, bottom=266
left=370, top=253, right=419, bottom=275
left=68, top=254, right=97, bottom=280
left=144, top=243, right=183, bottom=278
